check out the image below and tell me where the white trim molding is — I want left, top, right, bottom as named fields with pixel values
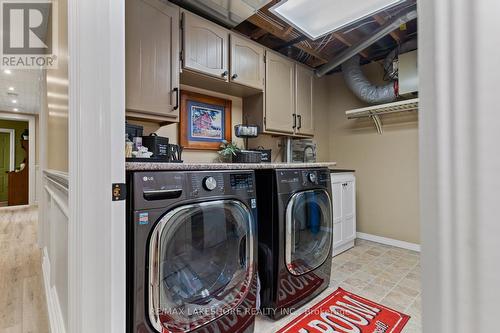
left=68, top=0, right=126, bottom=332
left=356, top=232, right=420, bottom=252
left=420, top=0, right=500, bottom=332
left=0, top=128, right=15, bottom=171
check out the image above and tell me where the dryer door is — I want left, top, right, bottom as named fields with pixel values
left=285, top=189, right=332, bottom=276
left=148, top=199, right=255, bottom=332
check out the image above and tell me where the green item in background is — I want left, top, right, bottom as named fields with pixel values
left=0, top=132, right=10, bottom=201
left=0, top=120, right=28, bottom=168
left=218, top=140, right=240, bottom=163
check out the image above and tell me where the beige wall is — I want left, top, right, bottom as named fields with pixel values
left=46, top=0, right=68, bottom=172
left=327, top=62, right=420, bottom=244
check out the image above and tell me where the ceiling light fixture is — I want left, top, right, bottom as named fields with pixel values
left=3, top=69, right=12, bottom=74
left=12, top=99, right=17, bottom=104
left=13, top=108, right=18, bottom=112
left=270, top=0, right=405, bottom=40
left=8, top=86, right=14, bottom=91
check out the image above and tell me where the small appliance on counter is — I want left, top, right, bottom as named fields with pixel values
left=124, top=123, right=183, bottom=162
left=291, top=139, right=317, bottom=163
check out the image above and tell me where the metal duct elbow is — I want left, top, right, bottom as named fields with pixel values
left=342, top=55, right=396, bottom=104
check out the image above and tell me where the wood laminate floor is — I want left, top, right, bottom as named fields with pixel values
left=0, top=206, right=49, bottom=333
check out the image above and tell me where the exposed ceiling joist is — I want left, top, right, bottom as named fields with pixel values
left=246, top=14, right=329, bottom=65
left=373, top=14, right=402, bottom=42
left=332, top=33, right=370, bottom=58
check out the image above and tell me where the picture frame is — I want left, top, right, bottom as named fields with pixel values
left=180, top=91, right=232, bottom=150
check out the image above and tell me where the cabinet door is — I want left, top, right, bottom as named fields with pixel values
left=230, top=34, right=264, bottom=90
left=183, top=11, right=229, bottom=80
left=126, top=0, right=180, bottom=118
left=342, top=181, right=356, bottom=241
left=265, top=51, right=295, bottom=133
left=295, top=64, right=314, bottom=136
left=332, top=182, right=343, bottom=224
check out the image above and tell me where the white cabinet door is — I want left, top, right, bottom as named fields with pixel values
left=342, top=180, right=356, bottom=242
left=331, top=173, right=356, bottom=256
left=332, top=182, right=343, bottom=224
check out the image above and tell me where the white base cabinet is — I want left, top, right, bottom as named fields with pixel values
left=331, top=172, right=356, bottom=256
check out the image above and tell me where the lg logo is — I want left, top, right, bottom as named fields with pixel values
left=1, top=1, right=57, bottom=68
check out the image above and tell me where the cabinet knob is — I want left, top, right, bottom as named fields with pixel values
left=221, top=71, right=228, bottom=78
left=231, top=73, right=238, bottom=80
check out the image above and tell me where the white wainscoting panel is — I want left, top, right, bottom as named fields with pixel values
left=41, top=170, right=68, bottom=333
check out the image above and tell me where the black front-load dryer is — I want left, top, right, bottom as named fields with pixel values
left=255, top=168, right=333, bottom=319
left=126, top=170, right=258, bottom=333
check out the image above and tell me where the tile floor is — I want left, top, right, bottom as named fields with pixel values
left=255, top=239, right=422, bottom=333
left=0, top=205, right=49, bottom=333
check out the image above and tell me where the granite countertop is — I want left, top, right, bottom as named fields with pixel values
left=126, top=162, right=337, bottom=171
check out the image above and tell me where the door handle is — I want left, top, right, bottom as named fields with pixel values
left=173, top=87, right=179, bottom=110
left=231, top=73, right=238, bottom=80
left=297, top=115, right=302, bottom=129
left=239, top=235, right=247, bottom=268
left=293, top=114, right=297, bottom=129
left=143, top=189, right=182, bottom=201
left=221, top=70, right=228, bottom=78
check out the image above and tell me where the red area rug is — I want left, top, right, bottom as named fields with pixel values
left=276, top=287, right=410, bottom=333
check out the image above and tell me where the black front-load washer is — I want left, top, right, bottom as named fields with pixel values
left=126, top=170, right=258, bottom=333
left=255, top=168, right=333, bottom=319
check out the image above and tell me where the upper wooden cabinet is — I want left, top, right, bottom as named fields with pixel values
left=230, top=34, right=265, bottom=90
left=264, top=51, right=295, bottom=134
left=295, top=64, right=314, bottom=136
left=126, top=0, right=180, bottom=120
left=182, top=11, right=229, bottom=80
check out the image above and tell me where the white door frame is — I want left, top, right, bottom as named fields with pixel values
left=0, top=112, right=36, bottom=204
left=420, top=0, right=500, bottom=331
left=67, top=0, right=125, bottom=332
left=0, top=128, right=15, bottom=171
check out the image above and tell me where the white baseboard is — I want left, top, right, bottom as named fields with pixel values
left=356, top=232, right=421, bottom=252
left=42, top=247, right=66, bottom=333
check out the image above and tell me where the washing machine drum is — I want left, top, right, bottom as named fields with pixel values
left=148, top=200, right=255, bottom=332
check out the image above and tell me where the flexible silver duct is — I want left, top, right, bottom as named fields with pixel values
left=342, top=39, right=418, bottom=104
left=342, top=55, right=396, bottom=104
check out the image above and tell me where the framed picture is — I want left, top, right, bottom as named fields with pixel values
left=180, top=91, right=232, bottom=150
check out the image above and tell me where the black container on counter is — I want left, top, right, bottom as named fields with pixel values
left=141, top=133, right=169, bottom=159
left=233, top=150, right=262, bottom=163
left=250, top=147, right=271, bottom=163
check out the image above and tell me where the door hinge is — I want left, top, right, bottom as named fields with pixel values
left=263, top=116, right=266, bottom=126
left=112, top=183, right=126, bottom=201
left=263, top=54, right=266, bottom=63
left=180, top=49, right=184, bottom=62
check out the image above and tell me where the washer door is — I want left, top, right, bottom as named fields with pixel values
left=149, top=200, right=255, bottom=332
left=285, top=189, right=332, bottom=276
